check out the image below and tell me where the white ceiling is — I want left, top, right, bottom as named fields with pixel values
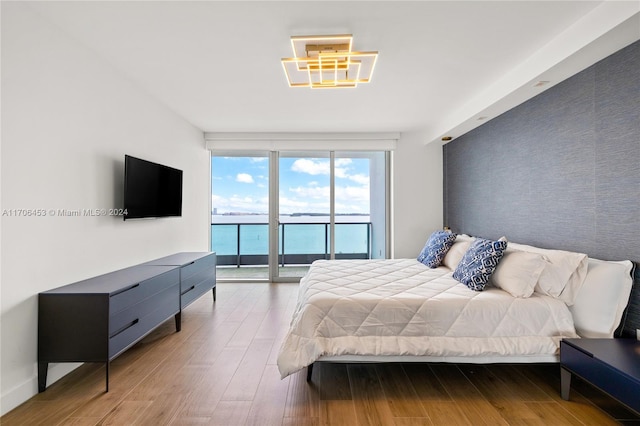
left=24, top=1, right=640, bottom=143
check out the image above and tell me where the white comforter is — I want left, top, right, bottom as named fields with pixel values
left=277, top=259, right=578, bottom=378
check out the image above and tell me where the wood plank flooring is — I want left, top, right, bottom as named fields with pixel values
left=3, top=282, right=639, bottom=425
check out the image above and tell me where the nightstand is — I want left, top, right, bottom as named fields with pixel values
left=560, top=338, right=640, bottom=414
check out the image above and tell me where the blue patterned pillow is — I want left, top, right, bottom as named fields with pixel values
left=417, top=231, right=457, bottom=268
left=453, top=238, right=507, bottom=291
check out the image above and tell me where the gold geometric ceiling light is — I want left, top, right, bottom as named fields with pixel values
left=281, top=34, right=378, bottom=89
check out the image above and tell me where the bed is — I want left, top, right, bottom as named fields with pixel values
left=276, top=233, right=635, bottom=379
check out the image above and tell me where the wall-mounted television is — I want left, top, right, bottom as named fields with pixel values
left=123, top=155, right=183, bottom=220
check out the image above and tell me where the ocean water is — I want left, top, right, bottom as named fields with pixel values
left=211, top=215, right=371, bottom=255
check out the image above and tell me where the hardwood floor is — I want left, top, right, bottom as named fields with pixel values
left=3, top=282, right=639, bottom=425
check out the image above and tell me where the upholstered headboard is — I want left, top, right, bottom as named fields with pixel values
left=619, top=266, right=640, bottom=336
left=443, top=40, right=640, bottom=337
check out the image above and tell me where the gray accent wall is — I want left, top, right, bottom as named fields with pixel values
left=443, top=40, right=640, bottom=337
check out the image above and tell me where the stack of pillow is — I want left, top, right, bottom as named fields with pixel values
left=417, top=229, right=635, bottom=339
left=417, top=230, right=588, bottom=304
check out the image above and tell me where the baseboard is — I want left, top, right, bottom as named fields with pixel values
left=1, top=362, right=81, bottom=416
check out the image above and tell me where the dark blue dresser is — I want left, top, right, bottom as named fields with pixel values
left=38, top=252, right=216, bottom=393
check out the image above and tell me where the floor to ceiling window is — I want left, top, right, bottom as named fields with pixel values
left=208, top=134, right=396, bottom=282
left=334, top=151, right=387, bottom=261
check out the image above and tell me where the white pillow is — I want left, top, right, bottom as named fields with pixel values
left=490, top=249, right=546, bottom=298
left=569, top=258, right=633, bottom=338
left=508, top=242, right=588, bottom=305
left=442, top=235, right=474, bottom=270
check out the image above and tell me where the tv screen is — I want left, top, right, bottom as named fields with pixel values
left=123, top=155, right=183, bottom=220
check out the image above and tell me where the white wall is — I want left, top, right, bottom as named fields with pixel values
left=1, top=3, right=209, bottom=414
left=393, top=132, right=444, bottom=258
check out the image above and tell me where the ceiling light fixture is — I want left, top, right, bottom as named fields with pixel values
left=281, top=34, right=378, bottom=89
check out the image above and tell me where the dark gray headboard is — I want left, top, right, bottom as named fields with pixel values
left=443, top=40, right=640, bottom=337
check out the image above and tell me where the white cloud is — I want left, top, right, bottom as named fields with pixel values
left=334, top=201, right=367, bottom=213
left=334, top=167, right=348, bottom=178
left=289, top=185, right=330, bottom=199
left=230, top=195, right=254, bottom=203
left=285, top=186, right=368, bottom=213
left=236, top=173, right=254, bottom=183
left=336, top=185, right=369, bottom=202
left=348, top=174, right=369, bottom=185
left=291, top=158, right=329, bottom=175
left=278, top=196, right=311, bottom=214
left=289, top=184, right=369, bottom=203
left=212, top=194, right=268, bottom=214
left=279, top=196, right=309, bottom=208
left=292, top=158, right=363, bottom=183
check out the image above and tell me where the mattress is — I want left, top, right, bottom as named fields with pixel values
left=277, top=259, right=578, bottom=378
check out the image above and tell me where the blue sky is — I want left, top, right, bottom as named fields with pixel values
left=211, top=156, right=370, bottom=215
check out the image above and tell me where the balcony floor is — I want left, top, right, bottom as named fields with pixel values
left=216, top=265, right=310, bottom=280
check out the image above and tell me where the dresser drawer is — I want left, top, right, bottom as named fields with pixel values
left=109, top=282, right=179, bottom=336
left=181, top=254, right=216, bottom=283
left=110, top=269, right=179, bottom=314
left=108, top=294, right=179, bottom=358
left=181, top=267, right=214, bottom=294
left=181, top=279, right=214, bottom=308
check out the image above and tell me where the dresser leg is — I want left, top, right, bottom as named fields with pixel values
left=105, top=361, right=110, bottom=393
left=560, top=367, right=571, bottom=400
left=175, top=312, right=182, bottom=332
left=38, top=362, right=48, bottom=392
left=212, top=286, right=216, bottom=302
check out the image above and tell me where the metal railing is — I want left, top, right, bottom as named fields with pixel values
left=211, top=222, right=372, bottom=267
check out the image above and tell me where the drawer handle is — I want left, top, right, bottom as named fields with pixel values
left=181, top=285, right=196, bottom=295
left=111, top=283, right=140, bottom=297
left=110, top=318, right=139, bottom=338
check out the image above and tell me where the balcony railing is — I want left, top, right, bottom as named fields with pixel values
left=211, top=222, right=372, bottom=267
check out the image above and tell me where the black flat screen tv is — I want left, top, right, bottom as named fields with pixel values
left=123, top=155, right=183, bottom=220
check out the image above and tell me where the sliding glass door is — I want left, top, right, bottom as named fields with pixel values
left=272, top=150, right=388, bottom=281
left=273, top=152, right=331, bottom=280
left=211, top=150, right=388, bottom=281
left=211, top=153, right=269, bottom=280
